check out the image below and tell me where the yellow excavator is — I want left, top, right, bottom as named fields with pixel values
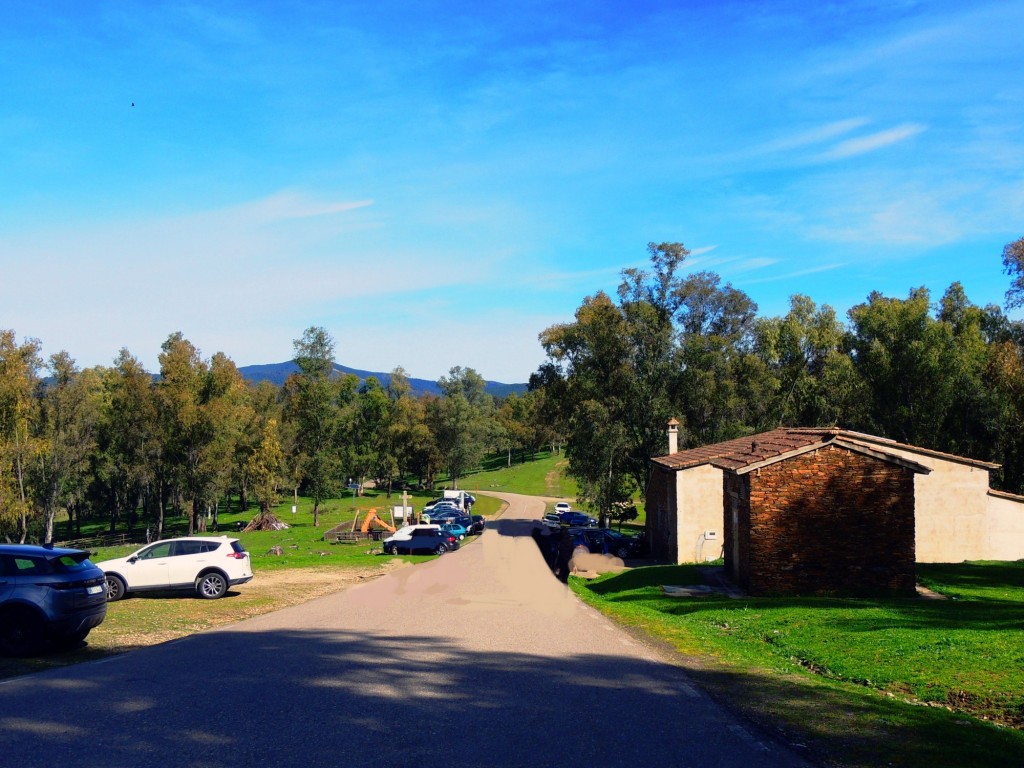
left=352, top=508, right=396, bottom=534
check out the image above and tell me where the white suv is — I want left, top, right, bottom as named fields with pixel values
left=96, top=536, right=253, bottom=601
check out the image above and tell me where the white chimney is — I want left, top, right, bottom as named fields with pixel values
left=667, top=418, right=679, bottom=454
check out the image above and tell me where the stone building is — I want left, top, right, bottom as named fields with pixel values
left=721, top=439, right=925, bottom=596
left=646, top=425, right=1024, bottom=585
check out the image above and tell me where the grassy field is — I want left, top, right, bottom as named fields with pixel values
left=75, top=486, right=504, bottom=566
left=461, top=450, right=578, bottom=498
left=572, top=561, right=1024, bottom=768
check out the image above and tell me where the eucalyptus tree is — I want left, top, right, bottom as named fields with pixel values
left=31, top=353, right=102, bottom=543
left=537, top=242, right=761, bottom=520
left=495, top=392, right=534, bottom=466
left=539, top=290, right=640, bottom=521
left=285, top=326, right=342, bottom=527
left=1001, top=236, right=1024, bottom=310
left=671, top=268, right=759, bottom=447
left=751, top=295, right=860, bottom=429
left=156, top=334, right=246, bottom=535
left=242, top=417, right=287, bottom=531
left=432, top=366, right=493, bottom=487
left=846, top=287, right=961, bottom=449
left=934, top=283, right=1000, bottom=460
left=96, top=349, right=159, bottom=537
left=232, top=379, right=282, bottom=513
left=350, top=376, right=391, bottom=492
left=384, top=367, right=422, bottom=485
left=0, top=331, right=42, bottom=541
left=405, top=395, right=441, bottom=489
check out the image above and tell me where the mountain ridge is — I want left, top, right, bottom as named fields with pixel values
left=237, top=361, right=527, bottom=398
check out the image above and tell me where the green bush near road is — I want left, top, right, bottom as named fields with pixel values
left=572, top=561, right=1024, bottom=768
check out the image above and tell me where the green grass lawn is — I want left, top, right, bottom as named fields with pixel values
left=460, top=449, right=578, bottom=497
left=573, top=561, right=1024, bottom=768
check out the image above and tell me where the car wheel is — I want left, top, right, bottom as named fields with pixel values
left=196, top=571, right=228, bottom=599
left=434, top=543, right=448, bottom=555
left=615, top=546, right=630, bottom=559
left=52, top=627, right=91, bottom=651
left=106, top=574, right=127, bottom=602
left=0, top=608, right=45, bottom=657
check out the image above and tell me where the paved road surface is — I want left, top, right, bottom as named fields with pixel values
left=0, top=492, right=812, bottom=768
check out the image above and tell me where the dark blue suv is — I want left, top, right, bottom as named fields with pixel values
left=0, top=544, right=108, bottom=656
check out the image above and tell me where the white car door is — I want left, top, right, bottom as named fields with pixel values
left=127, top=541, right=173, bottom=588
left=167, top=540, right=213, bottom=586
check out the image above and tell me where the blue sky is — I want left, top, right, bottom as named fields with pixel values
left=2, top=1, right=1022, bottom=383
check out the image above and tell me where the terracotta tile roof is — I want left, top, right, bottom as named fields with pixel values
left=816, top=429, right=1000, bottom=470
left=652, top=428, right=840, bottom=471
left=652, top=427, right=999, bottom=472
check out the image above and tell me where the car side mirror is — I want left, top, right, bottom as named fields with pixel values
left=128, top=556, right=138, bottom=564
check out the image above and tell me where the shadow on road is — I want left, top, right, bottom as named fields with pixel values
left=0, top=627, right=809, bottom=768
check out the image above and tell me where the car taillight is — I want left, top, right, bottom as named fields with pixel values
left=226, top=552, right=247, bottom=559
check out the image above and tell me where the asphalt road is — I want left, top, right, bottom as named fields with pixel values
left=0, top=492, right=812, bottom=768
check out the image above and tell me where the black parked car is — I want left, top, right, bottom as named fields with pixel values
left=559, top=511, right=598, bottom=527
left=470, top=515, right=486, bottom=534
left=382, top=526, right=460, bottom=555
left=567, top=527, right=644, bottom=559
left=0, top=544, right=108, bottom=656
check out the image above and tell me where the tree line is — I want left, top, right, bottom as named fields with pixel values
left=536, top=239, right=1024, bottom=520
left=0, top=326, right=554, bottom=543
left=5, top=236, right=1023, bottom=541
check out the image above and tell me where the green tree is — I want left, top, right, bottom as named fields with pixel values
left=285, top=326, right=342, bottom=527
left=243, top=418, right=287, bottom=530
left=0, top=331, right=42, bottom=541
left=156, top=334, right=245, bottom=535
left=847, top=288, right=960, bottom=447
left=1001, top=235, right=1024, bottom=309
left=95, top=350, right=159, bottom=537
left=538, top=242, right=761, bottom=522
left=31, top=353, right=102, bottom=543
left=432, top=366, right=494, bottom=487
left=751, top=295, right=857, bottom=428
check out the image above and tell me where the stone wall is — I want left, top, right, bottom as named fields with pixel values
left=645, top=464, right=678, bottom=563
left=726, top=445, right=917, bottom=596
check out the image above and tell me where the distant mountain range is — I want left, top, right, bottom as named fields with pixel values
left=237, top=361, right=528, bottom=398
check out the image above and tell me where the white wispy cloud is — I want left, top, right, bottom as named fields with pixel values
left=736, top=257, right=778, bottom=271
left=818, top=124, right=926, bottom=161
left=743, top=263, right=845, bottom=285
left=757, top=118, right=869, bottom=154
left=689, top=245, right=718, bottom=257
left=233, top=192, right=374, bottom=222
